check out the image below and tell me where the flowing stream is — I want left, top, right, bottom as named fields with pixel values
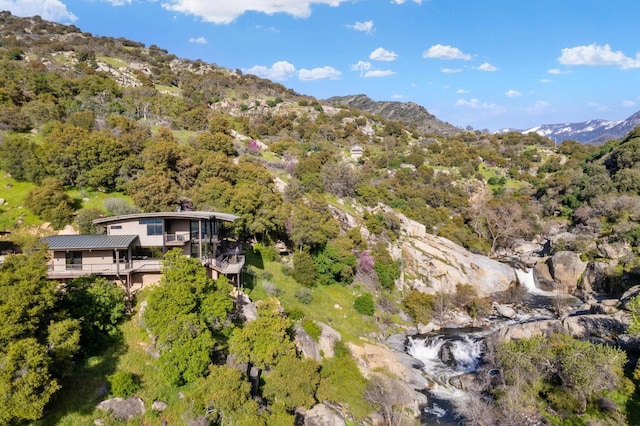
left=408, top=330, right=486, bottom=424
left=406, top=266, right=581, bottom=424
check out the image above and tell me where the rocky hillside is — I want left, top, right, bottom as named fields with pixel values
left=324, top=94, right=461, bottom=136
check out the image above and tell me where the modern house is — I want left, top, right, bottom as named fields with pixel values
left=42, top=211, right=245, bottom=289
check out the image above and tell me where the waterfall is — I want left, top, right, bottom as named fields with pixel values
left=407, top=333, right=483, bottom=399
left=408, top=333, right=485, bottom=424
left=515, top=267, right=557, bottom=297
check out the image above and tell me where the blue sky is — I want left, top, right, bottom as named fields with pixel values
left=3, top=0, right=640, bottom=131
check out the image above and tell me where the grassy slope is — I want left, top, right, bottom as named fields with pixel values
left=38, top=290, right=194, bottom=425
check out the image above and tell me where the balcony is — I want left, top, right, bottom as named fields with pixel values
left=164, top=231, right=190, bottom=246
left=210, top=254, right=245, bottom=275
left=47, top=259, right=163, bottom=279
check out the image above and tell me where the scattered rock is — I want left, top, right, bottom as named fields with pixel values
left=138, top=300, right=147, bottom=328
left=620, top=285, right=640, bottom=310
left=597, top=242, right=632, bottom=260
left=152, top=400, right=168, bottom=412
left=96, top=397, right=145, bottom=421
left=236, top=291, right=257, bottom=322
left=493, top=303, right=517, bottom=319
left=301, top=403, right=346, bottom=426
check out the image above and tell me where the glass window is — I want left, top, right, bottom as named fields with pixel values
left=139, top=218, right=163, bottom=235
left=65, top=251, right=82, bottom=270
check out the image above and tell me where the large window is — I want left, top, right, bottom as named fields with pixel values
left=139, top=218, right=163, bottom=236
left=65, top=251, right=82, bottom=270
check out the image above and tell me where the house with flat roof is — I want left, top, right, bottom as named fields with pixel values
left=42, top=211, right=245, bottom=290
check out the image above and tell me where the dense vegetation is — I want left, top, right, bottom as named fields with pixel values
left=1, top=11, right=639, bottom=425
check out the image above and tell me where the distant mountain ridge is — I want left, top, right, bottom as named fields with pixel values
left=323, top=94, right=461, bottom=136
left=521, top=111, right=640, bottom=145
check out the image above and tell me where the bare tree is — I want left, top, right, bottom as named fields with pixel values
left=364, top=374, right=413, bottom=426
left=475, top=200, right=532, bottom=256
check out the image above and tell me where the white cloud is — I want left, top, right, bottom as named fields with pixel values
left=350, top=20, right=374, bottom=34
left=363, top=69, right=396, bottom=78
left=298, top=66, right=341, bottom=81
left=623, top=100, right=636, bottom=108
left=244, top=61, right=296, bottom=81
left=0, top=0, right=77, bottom=22
left=189, top=36, right=208, bottom=44
left=391, top=94, right=403, bottom=99
left=506, top=89, right=521, bottom=98
left=477, top=62, right=498, bottom=71
left=393, top=0, right=422, bottom=4
left=441, top=68, right=462, bottom=74
left=351, top=60, right=372, bottom=76
left=540, top=78, right=552, bottom=83
left=457, top=88, right=470, bottom=94
left=423, top=44, right=472, bottom=60
left=526, top=100, right=550, bottom=114
left=455, top=98, right=501, bottom=111
left=369, top=47, right=398, bottom=62
left=105, top=0, right=131, bottom=5
left=548, top=68, right=571, bottom=75
left=558, top=43, right=640, bottom=69
left=161, top=0, right=350, bottom=24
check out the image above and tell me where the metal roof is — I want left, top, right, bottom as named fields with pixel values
left=93, top=211, right=239, bottom=225
left=42, top=235, right=139, bottom=250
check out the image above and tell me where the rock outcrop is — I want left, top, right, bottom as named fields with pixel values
left=294, top=325, right=321, bottom=361
left=96, top=397, right=145, bottom=421
left=399, top=233, right=516, bottom=298
left=300, top=403, right=346, bottom=426
left=347, top=341, right=428, bottom=417
left=548, top=251, right=587, bottom=293
left=318, top=322, right=341, bottom=358
left=494, top=313, right=630, bottom=342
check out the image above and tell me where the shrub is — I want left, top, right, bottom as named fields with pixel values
left=293, top=251, right=317, bottom=287
left=301, top=320, right=322, bottom=341
left=295, top=287, right=313, bottom=304
left=354, top=293, right=375, bottom=316
left=402, top=290, right=434, bottom=325
left=286, top=308, right=304, bottom=321
left=263, top=281, right=282, bottom=297
left=108, top=372, right=140, bottom=398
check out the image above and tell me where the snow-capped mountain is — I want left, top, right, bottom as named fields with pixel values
left=522, top=111, right=640, bottom=144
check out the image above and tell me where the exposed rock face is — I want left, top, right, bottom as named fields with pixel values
left=598, top=242, right=632, bottom=260
left=96, top=397, right=145, bottom=420
left=317, top=322, right=341, bottom=358
left=494, top=313, right=629, bottom=342
left=562, top=313, right=629, bottom=341
left=581, top=261, right=613, bottom=294
left=347, top=342, right=428, bottom=416
left=494, top=319, right=562, bottom=341
left=294, top=325, right=321, bottom=361
left=301, top=403, right=346, bottom=426
left=534, top=251, right=588, bottom=294
left=399, top=232, right=516, bottom=298
left=620, top=285, right=640, bottom=310
left=235, top=291, right=257, bottom=322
